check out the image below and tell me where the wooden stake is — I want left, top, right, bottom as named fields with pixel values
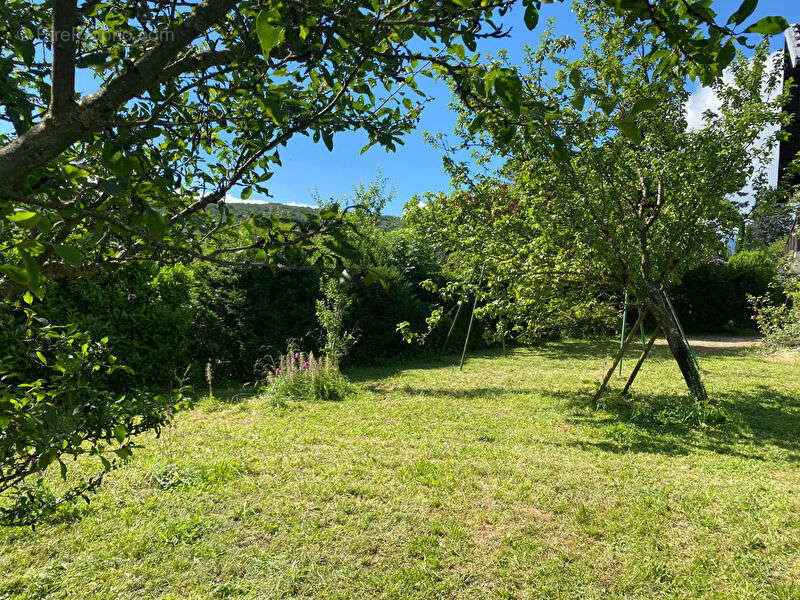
left=622, top=327, right=660, bottom=395
left=459, top=261, right=485, bottom=371
left=593, top=309, right=646, bottom=404
left=619, top=291, right=628, bottom=376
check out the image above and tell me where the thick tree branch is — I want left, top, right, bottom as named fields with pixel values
left=50, top=0, right=78, bottom=117
left=0, top=0, right=238, bottom=189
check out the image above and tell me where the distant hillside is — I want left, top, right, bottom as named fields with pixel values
left=209, top=201, right=402, bottom=230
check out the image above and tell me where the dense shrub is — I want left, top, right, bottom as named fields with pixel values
left=671, top=261, right=738, bottom=331
left=749, top=296, right=800, bottom=350
left=187, top=263, right=320, bottom=381
left=37, top=263, right=195, bottom=385
left=0, top=303, right=189, bottom=525
left=672, top=251, right=780, bottom=331
left=33, top=261, right=322, bottom=385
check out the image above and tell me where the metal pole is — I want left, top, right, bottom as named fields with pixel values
left=663, top=291, right=700, bottom=371
left=441, top=267, right=475, bottom=354
left=619, top=291, right=628, bottom=376
left=441, top=300, right=464, bottom=355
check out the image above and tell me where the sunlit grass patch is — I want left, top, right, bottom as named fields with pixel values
left=1, top=340, right=799, bottom=599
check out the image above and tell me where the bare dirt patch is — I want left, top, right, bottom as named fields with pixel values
left=766, top=349, right=800, bottom=365
left=653, top=336, right=761, bottom=351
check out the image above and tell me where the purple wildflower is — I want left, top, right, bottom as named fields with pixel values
left=294, top=352, right=300, bottom=359
left=275, top=368, right=280, bottom=375
left=303, top=361, right=309, bottom=368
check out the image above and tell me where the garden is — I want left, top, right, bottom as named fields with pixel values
left=1, top=0, right=799, bottom=598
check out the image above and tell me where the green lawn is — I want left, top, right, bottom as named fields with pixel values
left=2, top=340, right=800, bottom=599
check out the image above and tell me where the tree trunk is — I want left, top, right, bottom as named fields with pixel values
left=644, top=290, right=708, bottom=402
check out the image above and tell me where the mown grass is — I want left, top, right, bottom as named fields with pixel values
left=2, top=340, right=799, bottom=599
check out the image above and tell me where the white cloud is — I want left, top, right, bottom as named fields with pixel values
left=684, top=55, right=782, bottom=191
left=685, top=84, right=724, bottom=131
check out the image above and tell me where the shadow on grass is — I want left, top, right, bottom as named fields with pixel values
left=346, top=339, right=663, bottom=383
left=535, top=339, right=755, bottom=362
left=347, top=337, right=758, bottom=386
left=346, top=346, right=515, bottom=383
left=203, top=386, right=258, bottom=405
left=361, top=383, right=536, bottom=399
left=550, top=385, right=800, bottom=461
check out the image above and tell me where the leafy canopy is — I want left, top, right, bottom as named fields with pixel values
left=0, top=0, right=788, bottom=298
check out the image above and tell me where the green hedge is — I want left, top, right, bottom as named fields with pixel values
left=672, top=251, right=779, bottom=332
left=32, top=231, right=459, bottom=384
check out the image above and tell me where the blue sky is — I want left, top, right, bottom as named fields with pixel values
left=7, top=2, right=794, bottom=215
left=245, top=0, right=794, bottom=215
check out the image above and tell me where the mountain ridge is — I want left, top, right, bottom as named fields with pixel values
left=211, top=201, right=403, bottom=230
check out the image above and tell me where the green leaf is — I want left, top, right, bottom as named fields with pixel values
left=570, top=93, right=586, bottom=111
left=496, top=125, right=516, bottom=146
left=745, top=16, right=789, bottom=35
left=20, top=251, right=43, bottom=298
left=143, top=209, right=168, bottom=240
left=449, top=44, right=465, bottom=60
left=115, top=446, right=133, bottom=460
left=617, top=117, right=642, bottom=144
left=113, top=425, right=127, bottom=443
left=53, top=244, right=83, bottom=267
left=256, top=11, right=285, bottom=59
left=103, top=151, right=137, bottom=177
left=524, top=6, right=539, bottom=30
left=240, top=186, right=253, bottom=200
left=568, top=68, right=582, bottom=90
left=322, top=131, right=334, bottom=151
left=630, top=98, right=659, bottom=116
left=599, top=95, right=618, bottom=115
left=262, top=95, right=286, bottom=125
left=0, top=264, right=28, bottom=286
left=717, top=42, right=736, bottom=68
left=36, top=351, right=47, bottom=365
left=494, top=71, right=522, bottom=116
left=727, top=0, right=757, bottom=25
left=14, top=40, right=34, bottom=65
left=468, top=112, right=488, bottom=134
left=551, top=135, right=570, bottom=163
left=8, top=211, right=39, bottom=227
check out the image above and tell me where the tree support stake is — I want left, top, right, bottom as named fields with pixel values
left=594, top=309, right=647, bottom=404
left=622, top=327, right=661, bottom=395
left=459, top=261, right=486, bottom=371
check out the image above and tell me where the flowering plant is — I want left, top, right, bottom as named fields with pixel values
left=254, top=348, right=351, bottom=405
left=748, top=295, right=800, bottom=352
